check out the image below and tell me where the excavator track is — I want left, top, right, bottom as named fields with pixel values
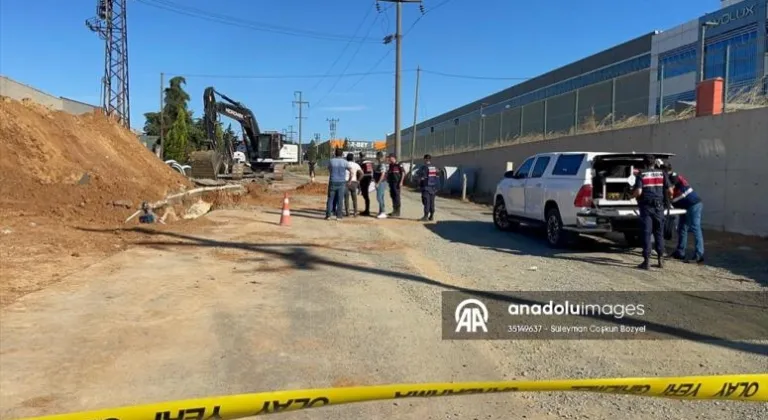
left=189, top=150, right=223, bottom=180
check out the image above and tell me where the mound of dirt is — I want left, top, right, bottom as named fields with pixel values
left=295, top=182, right=328, bottom=195
left=0, top=96, right=190, bottom=224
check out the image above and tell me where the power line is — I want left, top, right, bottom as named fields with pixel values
left=314, top=8, right=389, bottom=108
left=135, top=0, right=381, bottom=43
left=404, top=0, right=455, bottom=37
left=420, top=69, right=531, bottom=80
left=345, top=49, right=394, bottom=92
left=310, top=2, right=377, bottom=93
left=163, top=68, right=535, bottom=81
left=164, top=70, right=403, bottom=79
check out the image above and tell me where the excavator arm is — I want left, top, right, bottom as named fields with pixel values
left=202, top=87, right=266, bottom=163
left=189, top=87, right=286, bottom=180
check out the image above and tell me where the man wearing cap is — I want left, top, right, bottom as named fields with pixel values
left=386, top=153, right=406, bottom=217
left=417, top=154, right=439, bottom=221
left=632, top=155, right=671, bottom=270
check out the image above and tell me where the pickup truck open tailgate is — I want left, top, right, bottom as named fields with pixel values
left=581, top=207, right=687, bottom=218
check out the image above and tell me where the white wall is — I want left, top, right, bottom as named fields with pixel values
left=0, top=76, right=97, bottom=115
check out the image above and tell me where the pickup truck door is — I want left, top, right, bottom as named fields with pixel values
left=507, top=157, right=535, bottom=216
left=524, top=155, right=552, bottom=219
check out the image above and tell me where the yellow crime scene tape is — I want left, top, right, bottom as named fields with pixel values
left=19, top=374, right=767, bottom=420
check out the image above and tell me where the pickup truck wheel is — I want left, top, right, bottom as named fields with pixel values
left=545, top=208, right=567, bottom=248
left=493, top=200, right=517, bottom=231
left=624, top=232, right=643, bottom=248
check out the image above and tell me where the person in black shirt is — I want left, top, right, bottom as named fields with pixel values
left=386, top=153, right=405, bottom=217
left=632, top=155, right=671, bottom=270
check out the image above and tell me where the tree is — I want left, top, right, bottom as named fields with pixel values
left=164, top=105, right=189, bottom=162
left=143, top=76, right=195, bottom=158
left=342, top=137, right=350, bottom=150
left=305, top=140, right=318, bottom=162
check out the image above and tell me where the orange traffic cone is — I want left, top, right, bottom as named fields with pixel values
left=279, top=192, right=291, bottom=226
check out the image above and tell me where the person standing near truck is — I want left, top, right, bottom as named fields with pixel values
left=417, top=154, right=439, bottom=221
left=358, top=152, right=374, bottom=216
left=666, top=165, right=705, bottom=264
left=632, top=155, right=670, bottom=270
left=386, top=153, right=405, bottom=218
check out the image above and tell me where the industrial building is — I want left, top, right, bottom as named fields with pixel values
left=388, top=0, right=768, bottom=158
left=650, top=0, right=767, bottom=114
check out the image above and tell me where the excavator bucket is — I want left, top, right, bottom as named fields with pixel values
left=188, top=150, right=223, bottom=180
left=272, top=163, right=285, bottom=181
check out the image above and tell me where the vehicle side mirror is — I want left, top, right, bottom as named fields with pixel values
left=503, top=170, right=516, bottom=179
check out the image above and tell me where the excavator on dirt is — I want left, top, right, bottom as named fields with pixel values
left=188, top=87, right=297, bottom=181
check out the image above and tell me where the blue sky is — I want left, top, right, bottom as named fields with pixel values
left=1, top=0, right=724, bottom=142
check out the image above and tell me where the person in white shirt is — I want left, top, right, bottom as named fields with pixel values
left=344, top=153, right=364, bottom=217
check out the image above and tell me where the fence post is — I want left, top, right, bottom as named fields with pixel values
left=658, top=64, right=665, bottom=123
left=574, top=88, right=580, bottom=133
left=520, top=105, right=524, bottom=138
left=543, top=100, right=548, bottom=139
left=723, top=43, right=730, bottom=114
left=611, top=77, right=616, bottom=126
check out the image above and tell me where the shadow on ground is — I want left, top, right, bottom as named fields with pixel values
left=79, top=226, right=768, bottom=356
left=424, top=220, right=768, bottom=287
left=425, top=220, right=637, bottom=269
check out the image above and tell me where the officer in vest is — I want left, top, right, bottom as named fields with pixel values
left=632, top=155, right=671, bottom=270
left=386, top=153, right=405, bottom=217
left=666, top=165, right=705, bottom=264
left=418, top=154, right=439, bottom=221
left=358, top=152, right=374, bottom=216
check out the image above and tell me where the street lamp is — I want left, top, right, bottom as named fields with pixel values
left=699, top=21, right=718, bottom=82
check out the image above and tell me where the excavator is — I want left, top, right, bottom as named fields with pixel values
left=188, top=87, right=297, bottom=181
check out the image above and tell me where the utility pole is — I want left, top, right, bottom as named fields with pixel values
left=292, top=91, right=309, bottom=164
left=286, top=125, right=297, bottom=143
left=410, top=65, right=421, bottom=168
left=327, top=118, right=339, bottom=140
left=378, top=0, right=423, bottom=160
left=87, top=0, right=131, bottom=128
left=159, top=72, right=164, bottom=158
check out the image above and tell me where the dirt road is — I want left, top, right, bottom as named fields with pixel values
left=1, top=188, right=766, bottom=420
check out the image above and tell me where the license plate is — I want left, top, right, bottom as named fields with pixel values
left=607, top=193, right=622, bottom=200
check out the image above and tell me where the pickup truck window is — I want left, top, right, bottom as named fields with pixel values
left=515, top=157, right=535, bottom=179
left=531, top=156, right=551, bottom=178
left=552, top=154, right=585, bottom=176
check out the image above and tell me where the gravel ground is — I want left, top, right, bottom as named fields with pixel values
left=1, top=188, right=765, bottom=420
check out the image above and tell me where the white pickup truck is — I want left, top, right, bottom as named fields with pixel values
left=492, top=152, right=687, bottom=248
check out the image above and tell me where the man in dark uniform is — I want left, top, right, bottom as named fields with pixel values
left=358, top=152, right=374, bottom=216
left=386, top=153, right=405, bottom=217
left=632, top=155, right=671, bottom=270
left=417, top=154, right=439, bottom=221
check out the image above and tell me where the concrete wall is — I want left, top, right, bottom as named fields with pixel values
left=0, top=76, right=97, bottom=115
left=432, top=107, right=768, bottom=237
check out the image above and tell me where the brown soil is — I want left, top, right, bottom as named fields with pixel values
left=0, top=97, right=190, bottom=223
left=295, top=182, right=328, bottom=195
left=0, top=97, right=196, bottom=307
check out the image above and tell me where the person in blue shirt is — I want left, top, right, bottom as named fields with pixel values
left=326, top=148, right=351, bottom=220
left=666, top=165, right=704, bottom=264
left=632, top=155, right=671, bottom=270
